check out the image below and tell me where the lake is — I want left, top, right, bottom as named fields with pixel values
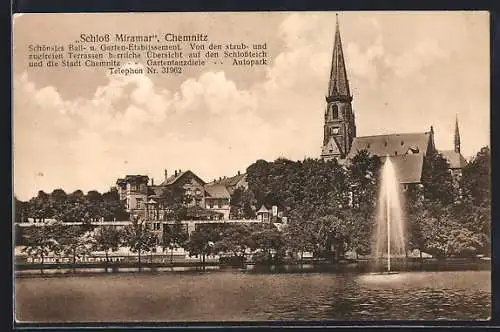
left=15, top=269, right=490, bottom=322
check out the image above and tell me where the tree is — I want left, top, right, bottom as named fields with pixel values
left=26, top=191, right=53, bottom=223
left=346, top=209, right=374, bottom=258
left=14, top=196, right=27, bottom=224
left=21, top=222, right=60, bottom=271
left=93, top=225, right=123, bottom=263
left=406, top=203, right=427, bottom=260
left=185, top=225, right=221, bottom=267
left=405, top=147, right=491, bottom=259
left=315, top=214, right=351, bottom=262
left=230, top=188, right=256, bottom=219
left=346, top=150, right=381, bottom=258
left=160, top=185, right=192, bottom=221
left=213, top=224, right=253, bottom=259
left=243, top=157, right=355, bottom=262
left=123, top=216, right=157, bottom=268
left=283, top=219, right=316, bottom=262
left=448, top=201, right=490, bottom=256
left=69, top=190, right=85, bottom=203
left=85, top=190, right=105, bottom=223
left=421, top=151, right=457, bottom=205
left=102, top=189, right=129, bottom=221
left=419, top=206, right=483, bottom=259
left=461, top=146, right=490, bottom=207
left=50, top=188, right=67, bottom=214
left=162, top=222, right=189, bottom=264
left=53, top=224, right=94, bottom=265
left=250, top=226, right=285, bottom=264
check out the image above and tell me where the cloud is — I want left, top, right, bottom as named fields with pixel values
left=384, top=38, right=449, bottom=80
left=346, top=35, right=384, bottom=84
left=13, top=41, right=322, bottom=200
left=13, top=12, right=490, bottom=200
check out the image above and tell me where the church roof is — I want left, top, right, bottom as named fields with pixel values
left=204, top=184, right=231, bottom=199
left=327, top=15, right=351, bottom=100
left=387, top=154, right=425, bottom=184
left=347, top=132, right=432, bottom=159
left=321, top=136, right=343, bottom=157
left=347, top=132, right=433, bottom=184
left=439, top=150, right=467, bottom=169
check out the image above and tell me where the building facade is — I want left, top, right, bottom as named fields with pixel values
left=321, top=15, right=466, bottom=182
left=321, top=16, right=357, bottom=161
left=115, top=175, right=149, bottom=213
left=115, top=170, right=249, bottom=222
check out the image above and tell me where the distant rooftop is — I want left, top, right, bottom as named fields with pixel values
left=348, top=132, right=432, bottom=159
left=215, top=172, right=246, bottom=186
left=204, top=183, right=231, bottom=199
left=158, top=170, right=207, bottom=187
left=439, top=150, right=467, bottom=169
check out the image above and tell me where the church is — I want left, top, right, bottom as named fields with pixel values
left=320, top=15, right=466, bottom=183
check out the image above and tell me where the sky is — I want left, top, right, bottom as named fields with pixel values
left=12, top=11, right=490, bottom=201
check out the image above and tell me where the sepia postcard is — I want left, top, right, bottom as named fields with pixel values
left=12, top=11, right=491, bottom=324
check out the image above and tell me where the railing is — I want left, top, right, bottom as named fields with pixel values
left=16, top=219, right=263, bottom=227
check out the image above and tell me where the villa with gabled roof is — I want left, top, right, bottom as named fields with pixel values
left=114, top=168, right=249, bottom=222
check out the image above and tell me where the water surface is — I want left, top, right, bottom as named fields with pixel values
left=15, top=270, right=490, bottom=322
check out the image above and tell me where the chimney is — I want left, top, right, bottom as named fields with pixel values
left=151, top=178, right=154, bottom=186
left=237, top=170, right=241, bottom=175
left=219, top=177, right=222, bottom=182
left=175, top=170, right=178, bottom=177
left=164, top=169, right=168, bottom=182
left=179, top=169, right=182, bottom=174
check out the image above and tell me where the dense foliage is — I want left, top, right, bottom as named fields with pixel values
left=15, top=188, right=129, bottom=224
left=16, top=146, right=491, bottom=263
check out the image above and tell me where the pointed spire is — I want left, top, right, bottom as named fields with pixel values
left=327, top=14, right=351, bottom=100
left=454, top=115, right=461, bottom=153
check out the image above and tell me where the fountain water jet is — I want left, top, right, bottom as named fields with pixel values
left=373, top=156, right=406, bottom=273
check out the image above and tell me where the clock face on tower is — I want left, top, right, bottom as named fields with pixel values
left=321, top=15, right=356, bottom=161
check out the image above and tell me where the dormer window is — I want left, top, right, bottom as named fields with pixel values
left=406, top=147, right=420, bottom=155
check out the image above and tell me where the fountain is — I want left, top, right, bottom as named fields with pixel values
left=373, top=156, right=406, bottom=273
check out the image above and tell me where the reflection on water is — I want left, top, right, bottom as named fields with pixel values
left=15, top=270, right=490, bottom=322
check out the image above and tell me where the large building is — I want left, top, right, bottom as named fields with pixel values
left=321, top=15, right=466, bottom=184
left=115, top=169, right=248, bottom=221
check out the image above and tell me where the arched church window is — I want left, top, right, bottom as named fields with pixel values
left=332, top=105, right=339, bottom=119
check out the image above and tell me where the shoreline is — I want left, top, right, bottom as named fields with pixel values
left=15, top=258, right=491, bottom=278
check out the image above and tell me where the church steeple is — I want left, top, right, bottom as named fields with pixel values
left=454, top=115, right=461, bottom=153
left=321, top=14, right=356, bottom=161
left=327, top=14, right=352, bottom=102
